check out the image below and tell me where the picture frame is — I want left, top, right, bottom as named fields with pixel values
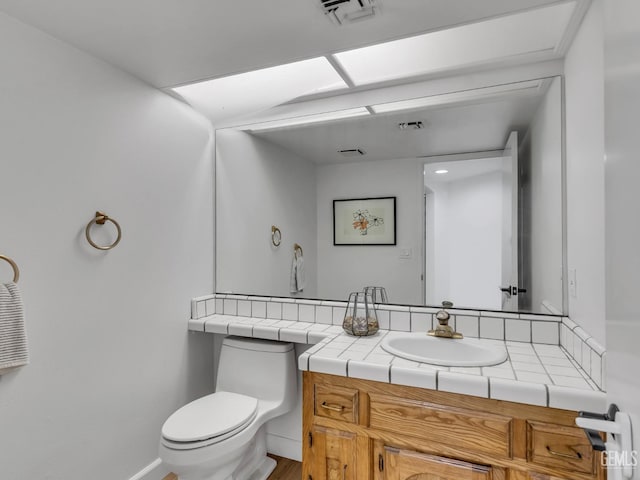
left=333, top=197, right=396, bottom=245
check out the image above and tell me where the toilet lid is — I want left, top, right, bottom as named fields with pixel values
left=161, top=391, right=258, bottom=443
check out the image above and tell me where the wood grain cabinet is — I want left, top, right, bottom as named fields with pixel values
left=381, top=447, right=504, bottom=480
left=303, top=372, right=604, bottom=480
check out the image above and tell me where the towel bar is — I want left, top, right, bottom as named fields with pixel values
left=85, top=211, right=122, bottom=250
left=0, top=255, right=19, bottom=283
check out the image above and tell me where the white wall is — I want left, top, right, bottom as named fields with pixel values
left=0, top=12, right=215, bottom=480
left=603, top=0, right=640, bottom=469
left=316, top=158, right=424, bottom=305
left=564, top=0, right=606, bottom=345
left=526, top=76, right=564, bottom=313
left=215, top=130, right=317, bottom=298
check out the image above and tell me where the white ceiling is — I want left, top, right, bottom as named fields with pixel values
left=249, top=86, right=546, bottom=163
left=0, top=0, right=574, bottom=88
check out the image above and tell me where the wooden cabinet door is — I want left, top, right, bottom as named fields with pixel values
left=383, top=446, right=499, bottom=480
left=307, top=426, right=358, bottom=480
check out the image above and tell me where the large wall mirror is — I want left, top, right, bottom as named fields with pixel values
left=215, top=76, right=565, bottom=314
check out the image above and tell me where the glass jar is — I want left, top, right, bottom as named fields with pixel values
left=363, top=286, right=389, bottom=304
left=343, top=291, right=379, bottom=336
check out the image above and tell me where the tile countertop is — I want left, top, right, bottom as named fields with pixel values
left=189, top=314, right=606, bottom=413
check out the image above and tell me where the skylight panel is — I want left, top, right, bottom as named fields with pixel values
left=172, top=57, right=348, bottom=124
left=333, top=2, right=576, bottom=86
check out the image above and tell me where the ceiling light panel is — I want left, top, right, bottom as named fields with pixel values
left=333, top=2, right=576, bottom=86
left=172, top=57, right=348, bottom=124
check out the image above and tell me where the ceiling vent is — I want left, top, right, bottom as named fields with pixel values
left=398, top=121, right=424, bottom=130
left=338, top=148, right=366, bottom=156
left=319, top=0, right=378, bottom=25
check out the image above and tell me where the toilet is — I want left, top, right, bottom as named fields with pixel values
left=159, top=336, right=297, bottom=480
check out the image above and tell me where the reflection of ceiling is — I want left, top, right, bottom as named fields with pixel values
left=0, top=0, right=573, bottom=88
left=251, top=92, right=543, bottom=164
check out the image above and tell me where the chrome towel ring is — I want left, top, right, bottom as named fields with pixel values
left=0, top=255, right=20, bottom=283
left=85, top=211, right=122, bottom=250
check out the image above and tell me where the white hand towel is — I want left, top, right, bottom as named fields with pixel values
left=289, top=252, right=306, bottom=293
left=0, top=282, right=29, bottom=374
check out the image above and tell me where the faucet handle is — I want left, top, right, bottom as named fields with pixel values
left=441, top=300, right=453, bottom=309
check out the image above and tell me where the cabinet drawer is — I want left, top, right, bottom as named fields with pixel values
left=314, top=383, right=359, bottom=423
left=527, top=421, right=596, bottom=475
left=369, top=393, right=512, bottom=457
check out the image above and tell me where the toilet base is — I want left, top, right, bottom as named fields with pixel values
left=245, top=456, right=276, bottom=480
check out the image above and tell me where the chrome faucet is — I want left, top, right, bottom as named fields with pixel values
left=427, top=301, right=463, bottom=339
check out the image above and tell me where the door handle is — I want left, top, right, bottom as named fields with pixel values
left=499, top=286, right=527, bottom=296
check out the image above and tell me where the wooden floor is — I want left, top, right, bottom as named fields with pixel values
left=267, top=455, right=302, bottom=480
left=162, top=455, right=301, bottom=480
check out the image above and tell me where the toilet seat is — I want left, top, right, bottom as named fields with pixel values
left=161, top=391, right=258, bottom=450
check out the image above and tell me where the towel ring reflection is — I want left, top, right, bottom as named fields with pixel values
left=271, top=226, right=282, bottom=247
left=85, top=211, right=122, bottom=250
left=294, top=243, right=303, bottom=256
left=0, top=255, right=20, bottom=283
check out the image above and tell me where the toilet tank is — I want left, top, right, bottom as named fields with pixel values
left=215, top=336, right=296, bottom=404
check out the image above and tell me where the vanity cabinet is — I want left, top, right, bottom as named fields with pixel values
left=303, top=372, right=604, bottom=480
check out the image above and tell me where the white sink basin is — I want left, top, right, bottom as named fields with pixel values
left=381, top=333, right=508, bottom=367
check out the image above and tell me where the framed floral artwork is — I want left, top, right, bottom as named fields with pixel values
left=333, top=197, right=396, bottom=245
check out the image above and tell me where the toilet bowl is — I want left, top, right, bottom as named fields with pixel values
left=159, top=336, right=296, bottom=480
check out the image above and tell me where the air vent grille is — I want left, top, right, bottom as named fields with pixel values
left=319, top=0, right=378, bottom=25
left=338, top=148, right=366, bottom=156
left=398, top=121, right=424, bottom=130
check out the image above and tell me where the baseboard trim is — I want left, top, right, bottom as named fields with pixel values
left=129, top=458, right=171, bottom=480
left=266, top=433, right=302, bottom=462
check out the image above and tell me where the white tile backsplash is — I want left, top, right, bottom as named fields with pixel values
left=282, top=302, right=298, bottom=321
left=505, top=319, right=531, bottom=342
left=237, top=300, right=251, bottom=317
left=205, top=298, right=215, bottom=316
left=390, top=311, right=411, bottom=331
left=531, top=321, right=559, bottom=344
left=215, top=298, right=224, bottom=314
left=480, top=317, right=504, bottom=340
left=251, top=300, right=267, bottom=318
left=315, top=306, right=333, bottom=324
left=266, top=302, right=282, bottom=320
left=332, top=307, right=345, bottom=326
left=456, top=315, right=480, bottom=338
left=410, top=312, right=431, bottom=332
left=196, top=300, right=206, bottom=319
left=376, top=310, right=390, bottom=330
left=223, top=299, right=237, bottom=316
left=299, top=304, right=315, bottom=323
